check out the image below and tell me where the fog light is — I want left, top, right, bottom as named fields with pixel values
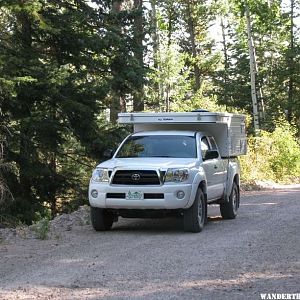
left=91, top=189, right=98, bottom=198
left=176, top=191, right=185, bottom=199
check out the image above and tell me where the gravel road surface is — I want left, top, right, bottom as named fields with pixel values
left=0, top=189, right=299, bottom=300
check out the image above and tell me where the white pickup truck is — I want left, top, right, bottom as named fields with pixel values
left=89, top=111, right=247, bottom=232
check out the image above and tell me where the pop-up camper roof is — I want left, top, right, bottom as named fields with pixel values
left=118, top=112, right=247, bottom=157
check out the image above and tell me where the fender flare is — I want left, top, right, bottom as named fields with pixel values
left=225, top=164, right=240, bottom=200
left=184, top=172, right=207, bottom=208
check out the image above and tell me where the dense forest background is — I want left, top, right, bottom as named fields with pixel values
left=0, top=0, right=299, bottom=225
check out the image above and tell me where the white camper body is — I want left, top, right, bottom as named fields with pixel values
left=118, top=112, right=247, bottom=157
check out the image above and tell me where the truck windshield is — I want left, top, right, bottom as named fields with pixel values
left=116, top=135, right=197, bottom=158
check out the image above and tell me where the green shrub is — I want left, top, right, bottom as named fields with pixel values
left=240, top=121, right=300, bottom=184
left=31, top=217, right=50, bottom=240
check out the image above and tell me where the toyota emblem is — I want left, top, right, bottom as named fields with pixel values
left=131, top=173, right=141, bottom=181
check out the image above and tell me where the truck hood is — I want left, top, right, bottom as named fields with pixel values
left=96, top=158, right=198, bottom=170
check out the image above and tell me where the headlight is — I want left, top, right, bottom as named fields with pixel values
left=164, top=168, right=189, bottom=182
left=91, top=168, right=110, bottom=183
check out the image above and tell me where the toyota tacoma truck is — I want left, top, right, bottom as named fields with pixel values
left=89, top=111, right=247, bottom=233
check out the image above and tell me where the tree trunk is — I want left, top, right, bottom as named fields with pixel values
left=150, top=0, right=162, bottom=109
left=221, top=17, right=229, bottom=104
left=287, top=0, right=295, bottom=122
left=17, top=11, right=33, bottom=206
left=150, top=0, right=159, bottom=69
left=110, top=0, right=123, bottom=123
left=112, top=0, right=122, bottom=14
left=49, top=153, right=57, bottom=217
left=186, top=1, right=201, bottom=91
left=133, top=0, right=144, bottom=112
left=245, top=3, right=260, bottom=133
left=19, top=122, right=32, bottom=204
left=165, top=8, right=173, bottom=112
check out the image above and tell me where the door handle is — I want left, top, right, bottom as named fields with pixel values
left=214, top=165, right=218, bottom=169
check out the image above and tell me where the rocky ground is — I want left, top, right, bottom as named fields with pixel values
left=0, top=205, right=91, bottom=242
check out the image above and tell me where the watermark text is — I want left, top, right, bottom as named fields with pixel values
left=260, top=294, right=300, bottom=300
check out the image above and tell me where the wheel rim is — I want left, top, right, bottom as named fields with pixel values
left=198, top=195, right=203, bottom=223
left=232, top=187, right=238, bottom=213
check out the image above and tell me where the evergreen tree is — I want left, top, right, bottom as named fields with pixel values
left=0, top=0, right=134, bottom=222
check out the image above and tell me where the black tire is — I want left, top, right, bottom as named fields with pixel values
left=183, top=188, right=206, bottom=233
left=220, top=182, right=239, bottom=219
left=91, top=206, right=114, bottom=231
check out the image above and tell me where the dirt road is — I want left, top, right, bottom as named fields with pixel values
left=0, top=189, right=299, bottom=300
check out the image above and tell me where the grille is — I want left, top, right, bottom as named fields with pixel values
left=112, top=170, right=160, bottom=185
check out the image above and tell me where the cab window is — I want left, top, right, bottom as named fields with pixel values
left=208, top=136, right=218, bottom=151
left=200, top=137, right=210, bottom=158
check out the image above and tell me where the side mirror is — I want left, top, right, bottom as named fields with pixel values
left=203, top=150, right=219, bottom=161
left=103, top=149, right=114, bottom=159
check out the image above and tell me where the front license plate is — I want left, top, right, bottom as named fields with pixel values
left=126, top=191, right=143, bottom=200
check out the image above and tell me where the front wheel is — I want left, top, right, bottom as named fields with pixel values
left=220, top=182, right=239, bottom=219
left=183, top=188, right=206, bottom=233
left=91, top=206, right=114, bottom=231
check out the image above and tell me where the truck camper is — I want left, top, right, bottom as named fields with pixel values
left=89, top=111, right=247, bottom=232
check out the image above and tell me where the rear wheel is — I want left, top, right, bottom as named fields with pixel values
left=183, top=188, right=206, bottom=233
left=220, top=182, right=239, bottom=219
left=91, top=206, right=114, bottom=231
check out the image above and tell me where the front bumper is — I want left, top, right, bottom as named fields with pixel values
left=89, top=183, right=198, bottom=209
